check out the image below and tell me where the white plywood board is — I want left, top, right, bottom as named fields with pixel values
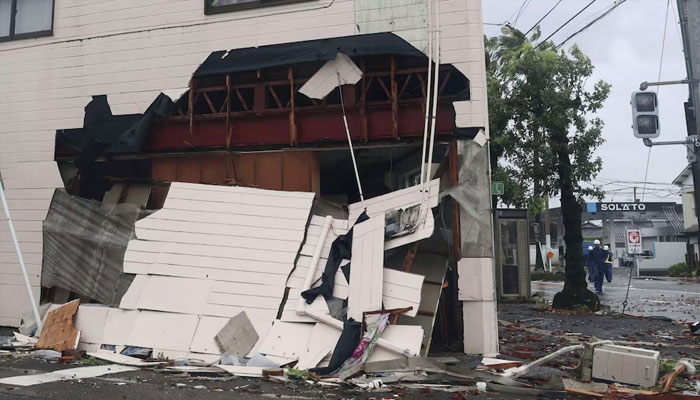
left=149, top=208, right=305, bottom=231
left=347, top=215, right=385, bottom=321
left=126, top=311, right=199, bottom=352
left=87, top=350, right=167, bottom=366
left=163, top=198, right=311, bottom=221
left=257, top=321, right=315, bottom=360
left=101, top=308, right=138, bottom=346
left=299, top=52, right=362, bottom=100
left=118, top=275, right=149, bottom=310
left=136, top=217, right=305, bottom=242
left=134, top=228, right=303, bottom=252
left=0, top=365, right=137, bottom=386
left=296, top=322, right=341, bottom=370
left=347, top=180, right=440, bottom=221
left=368, top=325, right=423, bottom=362
left=167, top=184, right=315, bottom=208
left=74, top=304, right=110, bottom=345
left=382, top=268, right=424, bottom=317
left=135, top=276, right=210, bottom=315
left=190, top=315, right=274, bottom=356
left=127, top=240, right=297, bottom=264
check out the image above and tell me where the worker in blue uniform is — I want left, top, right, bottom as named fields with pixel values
left=603, top=245, right=614, bottom=284
left=585, top=245, right=595, bottom=282
left=588, top=239, right=608, bottom=293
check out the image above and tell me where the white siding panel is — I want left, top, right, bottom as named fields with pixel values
left=347, top=215, right=385, bottom=321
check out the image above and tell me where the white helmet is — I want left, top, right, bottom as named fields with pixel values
left=588, top=246, right=593, bottom=251
left=603, top=245, right=609, bottom=251
left=594, top=239, right=601, bottom=245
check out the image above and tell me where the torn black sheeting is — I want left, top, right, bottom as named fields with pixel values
left=56, top=93, right=173, bottom=169
left=194, top=33, right=424, bottom=78
left=301, top=212, right=369, bottom=303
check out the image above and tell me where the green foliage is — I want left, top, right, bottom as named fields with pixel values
left=81, top=356, right=107, bottom=366
left=486, top=28, right=610, bottom=209
left=667, top=263, right=690, bottom=277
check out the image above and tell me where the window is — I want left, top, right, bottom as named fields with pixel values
left=0, top=0, right=54, bottom=41
left=205, top=0, right=315, bottom=14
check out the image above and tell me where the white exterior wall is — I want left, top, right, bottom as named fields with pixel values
left=678, top=173, right=696, bottom=231
left=0, top=0, right=487, bottom=326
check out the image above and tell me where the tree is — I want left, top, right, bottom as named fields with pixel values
left=487, top=28, right=610, bottom=310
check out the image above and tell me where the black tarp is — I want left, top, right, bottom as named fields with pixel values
left=301, top=212, right=369, bottom=303
left=194, top=33, right=425, bottom=78
left=56, top=93, right=173, bottom=169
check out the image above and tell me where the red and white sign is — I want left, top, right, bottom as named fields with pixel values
left=626, top=229, right=642, bottom=255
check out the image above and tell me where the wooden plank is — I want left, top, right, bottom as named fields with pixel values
left=135, top=276, right=210, bottom=315
left=126, top=240, right=297, bottom=264
left=136, top=217, right=305, bottom=241
left=146, top=208, right=305, bottom=231
left=382, top=268, right=425, bottom=318
left=296, top=323, right=341, bottom=370
left=162, top=198, right=311, bottom=220
left=0, top=365, right=138, bottom=386
left=166, top=186, right=314, bottom=209
left=126, top=311, right=199, bottom=352
left=348, top=180, right=440, bottom=221
left=367, top=325, right=423, bottom=362
left=257, top=321, right=314, bottom=360
left=87, top=350, right=168, bottom=366
left=207, top=292, right=282, bottom=310
left=36, top=300, right=80, bottom=352
left=118, top=275, right=148, bottom=310
left=135, top=228, right=303, bottom=252
left=74, top=304, right=110, bottom=345
left=147, top=264, right=289, bottom=286
left=347, top=215, right=385, bottom=321
left=150, top=253, right=292, bottom=275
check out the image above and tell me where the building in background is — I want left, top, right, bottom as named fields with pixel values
left=673, top=165, right=699, bottom=271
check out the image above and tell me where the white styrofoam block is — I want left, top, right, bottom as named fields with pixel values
left=457, top=258, right=495, bottom=301
left=462, top=300, right=499, bottom=357
left=592, top=345, right=660, bottom=387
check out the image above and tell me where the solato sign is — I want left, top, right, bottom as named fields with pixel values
left=586, top=202, right=676, bottom=214
left=600, top=203, right=646, bottom=211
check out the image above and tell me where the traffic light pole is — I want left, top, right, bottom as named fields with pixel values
left=677, top=0, right=700, bottom=274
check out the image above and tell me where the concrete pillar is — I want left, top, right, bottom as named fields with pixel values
left=449, top=139, right=498, bottom=356
left=609, top=217, right=617, bottom=260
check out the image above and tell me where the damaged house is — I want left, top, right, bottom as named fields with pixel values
left=0, top=0, right=497, bottom=365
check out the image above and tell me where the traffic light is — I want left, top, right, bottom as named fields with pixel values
left=631, top=91, right=660, bottom=138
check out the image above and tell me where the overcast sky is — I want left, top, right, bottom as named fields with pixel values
left=482, top=0, right=689, bottom=204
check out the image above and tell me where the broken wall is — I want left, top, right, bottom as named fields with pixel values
left=448, top=139, right=498, bottom=356
left=152, top=152, right=320, bottom=194
left=0, top=0, right=487, bottom=326
left=42, top=189, right=147, bottom=306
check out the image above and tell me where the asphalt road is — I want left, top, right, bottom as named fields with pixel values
left=532, top=267, right=700, bottom=321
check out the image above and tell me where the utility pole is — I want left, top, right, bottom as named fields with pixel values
left=633, top=186, right=638, bottom=202
left=677, top=0, right=700, bottom=275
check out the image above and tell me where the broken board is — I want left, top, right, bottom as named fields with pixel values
left=36, top=300, right=80, bottom=352
left=215, top=311, right=259, bottom=357
left=348, top=214, right=385, bottom=321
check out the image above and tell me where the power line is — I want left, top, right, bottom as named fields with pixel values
left=525, top=0, right=563, bottom=36
left=514, top=0, right=533, bottom=25
left=555, top=0, right=628, bottom=49
left=508, top=0, right=530, bottom=25
left=536, top=0, right=598, bottom=49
